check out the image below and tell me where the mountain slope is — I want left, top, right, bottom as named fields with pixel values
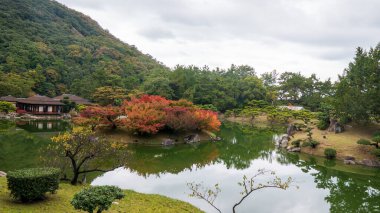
left=0, top=0, right=166, bottom=98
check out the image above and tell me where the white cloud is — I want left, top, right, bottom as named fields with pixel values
left=56, top=0, right=380, bottom=80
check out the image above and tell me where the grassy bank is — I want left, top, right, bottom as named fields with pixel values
left=0, top=177, right=202, bottom=213
left=291, top=122, right=380, bottom=162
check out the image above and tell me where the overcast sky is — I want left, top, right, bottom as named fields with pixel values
left=56, top=0, right=380, bottom=80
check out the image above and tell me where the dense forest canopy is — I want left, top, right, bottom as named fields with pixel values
left=0, top=0, right=379, bottom=123
left=0, top=0, right=166, bottom=98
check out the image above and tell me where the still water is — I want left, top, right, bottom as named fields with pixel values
left=1, top=120, right=379, bottom=212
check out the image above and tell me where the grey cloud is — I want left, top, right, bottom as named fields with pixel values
left=317, top=48, right=354, bottom=61
left=138, top=27, right=174, bottom=40
left=55, top=0, right=380, bottom=78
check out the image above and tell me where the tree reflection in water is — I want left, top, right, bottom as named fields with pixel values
left=278, top=152, right=380, bottom=212
left=124, top=122, right=380, bottom=212
left=1, top=119, right=380, bottom=212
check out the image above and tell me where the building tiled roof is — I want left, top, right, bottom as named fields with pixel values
left=54, top=94, right=92, bottom=105
left=17, top=95, right=64, bottom=105
left=0, top=95, right=18, bottom=102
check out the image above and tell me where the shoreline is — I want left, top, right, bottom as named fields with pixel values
left=224, top=115, right=380, bottom=168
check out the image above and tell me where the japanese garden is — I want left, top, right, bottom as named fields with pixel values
left=0, top=0, right=380, bottom=212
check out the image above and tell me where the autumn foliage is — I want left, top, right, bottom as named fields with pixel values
left=75, top=95, right=221, bottom=135
left=75, top=106, right=121, bottom=129
left=120, top=96, right=167, bottom=134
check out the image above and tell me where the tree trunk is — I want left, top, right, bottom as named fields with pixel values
left=69, top=156, right=79, bottom=185
left=328, top=119, right=337, bottom=132
left=71, top=170, right=79, bottom=185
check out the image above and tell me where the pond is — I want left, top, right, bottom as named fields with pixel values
left=1, top=120, right=379, bottom=212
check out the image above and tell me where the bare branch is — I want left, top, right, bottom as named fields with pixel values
left=187, top=182, right=222, bottom=213
left=187, top=168, right=296, bottom=213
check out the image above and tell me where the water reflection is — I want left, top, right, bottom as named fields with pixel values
left=1, top=119, right=379, bottom=212
left=16, top=120, right=70, bottom=132
left=0, top=120, right=55, bottom=172
left=93, top=122, right=380, bottom=213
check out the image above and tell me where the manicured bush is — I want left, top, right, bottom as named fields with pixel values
left=372, top=136, right=380, bottom=144
left=302, top=140, right=320, bottom=148
left=71, top=185, right=124, bottom=213
left=339, top=115, right=351, bottom=125
left=6, top=167, right=60, bottom=202
left=324, top=148, right=337, bottom=159
left=357, top=139, right=371, bottom=145
left=371, top=149, right=380, bottom=157
left=291, top=139, right=302, bottom=148
left=317, top=120, right=329, bottom=130
left=373, top=131, right=380, bottom=138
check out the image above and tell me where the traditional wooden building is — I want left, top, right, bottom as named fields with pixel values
left=54, top=94, right=92, bottom=105
left=0, top=95, right=19, bottom=107
left=17, top=95, right=64, bottom=115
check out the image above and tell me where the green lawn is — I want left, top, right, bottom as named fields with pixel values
left=0, top=177, right=203, bottom=213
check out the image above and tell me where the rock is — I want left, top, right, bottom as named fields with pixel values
left=0, top=171, right=6, bottom=177
left=184, top=134, right=201, bottom=143
left=62, top=113, right=71, bottom=119
left=112, top=201, right=119, bottom=205
left=281, top=139, right=288, bottom=148
left=211, top=136, right=222, bottom=142
left=360, top=159, right=380, bottom=167
left=286, top=124, right=297, bottom=136
left=287, top=147, right=301, bottom=152
left=335, top=124, right=344, bottom=134
left=162, top=138, right=175, bottom=146
left=344, top=160, right=356, bottom=165
left=328, top=119, right=344, bottom=133
left=8, top=112, right=17, bottom=118
left=274, top=134, right=290, bottom=148
left=20, top=114, right=38, bottom=119
left=281, top=134, right=289, bottom=140
left=344, top=156, right=355, bottom=161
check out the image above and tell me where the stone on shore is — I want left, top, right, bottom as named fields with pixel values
left=184, top=134, right=200, bottom=143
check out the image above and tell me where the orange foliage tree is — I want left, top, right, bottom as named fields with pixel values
left=164, top=106, right=199, bottom=132
left=119, top=95, right=170, bottom=134
left=74, top=95, right=221, bottom=134
left=76, top=106, right=122, bottom=129
left=194, top=109, right=221, bottom=132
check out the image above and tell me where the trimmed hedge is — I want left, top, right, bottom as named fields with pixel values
left=7, top=167, right=60, bottom=202
left=71, top=185, right=124, bottom=213
left=324, top=148, right=337, bottom=159
left=302, top=140, right=320, bottom=148
left=317, top=120, right=329, bottom=130
left=371, top=149, right=380, bottom=157
left=357, top=139, right=371, bottom=145
left=291, top=139, right=302, bottom=148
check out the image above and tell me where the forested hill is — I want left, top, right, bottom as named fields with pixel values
left=0, top=0, right=166, bottom=98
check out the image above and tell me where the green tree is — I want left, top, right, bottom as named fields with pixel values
left=0, top=101, right=16, bottom=113
left=50, top=127, right=126, bottom=185
left=241, top=107, right=260, bottom=125
left=142, top=77, right=174, bottom=99
left=335, top=45, right=380, bottom=123
left=92, top=86, right=127, bottom=106
left=0, top=73, right=34, bottom=97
